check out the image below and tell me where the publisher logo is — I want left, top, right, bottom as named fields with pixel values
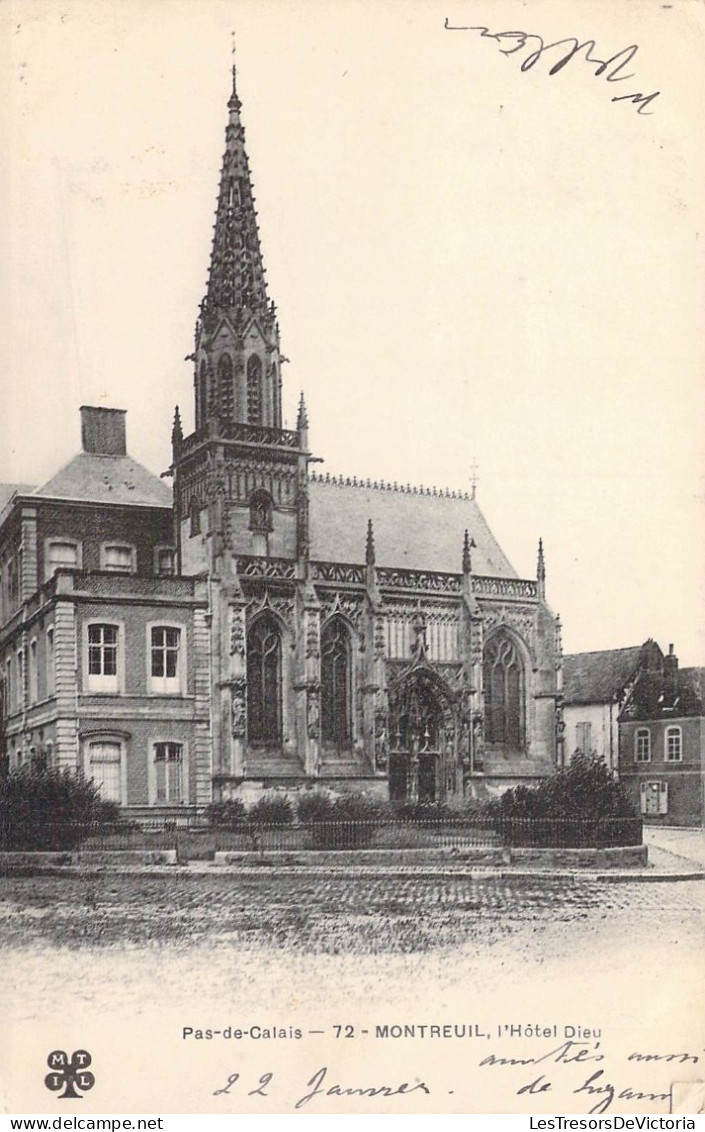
left=45, top=1050, right=95, bottom=1099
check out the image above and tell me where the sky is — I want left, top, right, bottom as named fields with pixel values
left=1, top=0, right=704, bottom=663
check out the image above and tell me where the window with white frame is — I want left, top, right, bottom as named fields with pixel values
left=154, top=547, right=176, bottom=577
left=635, top=728, right=651, bottom=762
left=87, top=624, right=120, bottom=693
left=150, top=626, right=182, bottom=693
left=5, top=657, right=12, bottom=714
left=85, top=740, right=124, bottom=804
left=46, top=540, right=81, bottom=579
left=46, top=628, right=55, bottom=697
left=101, top=544, right=135, bottom=574
left=665, top=726, right=682, bottom=762
left=153, top=741, right=184, bottom=803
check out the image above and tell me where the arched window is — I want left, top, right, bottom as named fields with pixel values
left=198, top=361, right=208, bottom=427
left=246, top=615, right=282, bottom=744
left=249, top=489, right=273, bottom=533
left=189, top=498, right=201, bottom=537
left=270, top=363, right=280, bottom=425
left=218, top=354, right=234, bottom=420
left=321, top=617, right=352, bottom=750
left=247, top=355, right=263, bottom=424
left=483, top=632, right=525, bottom=748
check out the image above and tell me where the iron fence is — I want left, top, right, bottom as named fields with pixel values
left=0, top=815, right=643, bottom=856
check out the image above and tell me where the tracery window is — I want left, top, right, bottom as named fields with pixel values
left=483, top=632, right=525, bottom=748
left=218, top=354, right=234, bottom=420
left=246, top=355, right=263, bottom=424
left=321, top=617, right=352, bottom=750
left=246, top=615, right=282, bottom=744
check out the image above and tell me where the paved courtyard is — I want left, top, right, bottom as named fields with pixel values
left=1, top=868, right=703, bottom=1114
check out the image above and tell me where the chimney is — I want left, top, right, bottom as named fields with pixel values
left=80, top=406, right=127, bottom=456
left=664, top=643, right=679, bottom=697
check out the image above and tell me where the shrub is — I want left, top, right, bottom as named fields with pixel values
left=297, top=792, right=335, bottom=825
left=486, top=752, right=640, bottom=847
left=394, top=800, right=453, bottom=823
left=206, top=799, right=247, bottom=829
left=248, top=794, right=294, bottom=826
left=0, top=765, right=119, bottom=851
left=299, top=791, right=383, bottom=849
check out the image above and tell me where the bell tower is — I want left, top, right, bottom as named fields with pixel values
left=170, top=58, right=313, bottom=788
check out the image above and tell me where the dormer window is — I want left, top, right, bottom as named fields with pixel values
left=155, top=547, right=176, bottom=577
left=45, top=539, right=81, bottom=580
left=101, top=543, right=136, bottom=574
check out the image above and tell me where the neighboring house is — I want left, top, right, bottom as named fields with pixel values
left=0, top=61, right=563, bottom=816
left=619, top=647, right=705, bottom=828
left=0, top=407, right=210, bottom=817
left=562, top=641, right=664, bottom=772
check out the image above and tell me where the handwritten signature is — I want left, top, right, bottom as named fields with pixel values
left=444, top=19, right=660, bottom=115
left=479, top=1041, right=698, bottom=1114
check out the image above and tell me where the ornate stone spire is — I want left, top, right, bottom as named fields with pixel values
left=296, top=391, right=309, bottom=432
left=200, top=63, right=271, bottom=330
left=537, top=537, right=546, bottom=599
left=171, top=405, right=183, bottom=456
left=462, top=529, right=476, bottom=574
left=192, top=59, right=283, bottom=433
left=365, top=519, right=376, bottom=567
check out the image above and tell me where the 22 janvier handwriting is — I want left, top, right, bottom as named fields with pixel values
left=211, top=1044, right=699, bottom=1112
left=444, top=18, right=660, bottom=115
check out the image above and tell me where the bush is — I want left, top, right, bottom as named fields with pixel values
left=248, top=794, right=294, bottom=826
left=394, top=800, right=453, bottom=823
left=206, top=799, right=247, bottom=829
left=0, top=765, right=119, bottom=851
left=486, top=752, right=640, bottom=848
left=298, top=791, right=384, bottom=849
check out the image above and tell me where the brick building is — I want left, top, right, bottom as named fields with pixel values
left=0, top=63, right=562, bottom=815
left=619, top=646, right=705, bottom=827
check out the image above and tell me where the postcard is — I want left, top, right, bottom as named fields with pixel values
left=1, top=0, right=704, bottom=1118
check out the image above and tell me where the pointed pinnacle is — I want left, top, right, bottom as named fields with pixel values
left=171, top=405, right=183, bottom=447
left=296, top=390, right=309, bottom=431
left=462, top=529, right=476, bottom=573
left=366, top=519, right=376, bottom=567
left=537, top=537, right=546, bottom=581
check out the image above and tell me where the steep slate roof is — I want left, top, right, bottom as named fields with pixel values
left=32, top=453, right=172, bottom=508
left=308, top=476, right=518, bottom=576
left=0, top=483, right=35, bottom=514
left=562, top=646, right=647, bottom=705
left=627, top=665, right=705, bottom=720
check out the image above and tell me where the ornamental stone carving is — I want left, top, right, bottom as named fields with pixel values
left=231, top=677, right=247, bottom=738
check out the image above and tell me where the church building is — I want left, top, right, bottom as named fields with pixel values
left=0, top=63, right=563, bottom=814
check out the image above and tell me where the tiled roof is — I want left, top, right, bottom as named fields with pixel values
left=562, top=645, right=648, bottom=705
left=0, top=483, right=35, bottom=515
left=308, top=475, right=518, bottom=576
left=33, top=453, right=172, bottom=508
left=627, top=665, right=705, bottom=720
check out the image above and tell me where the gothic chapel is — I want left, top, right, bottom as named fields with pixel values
left=170, top=64, right=562, bottom=807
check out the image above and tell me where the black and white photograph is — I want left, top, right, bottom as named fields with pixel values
left=1, top=0, right=704, bottom=1117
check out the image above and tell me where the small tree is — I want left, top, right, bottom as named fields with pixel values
left=487, top=752, right=640, bottom=847
left=0, top=764, right=119, bottom=851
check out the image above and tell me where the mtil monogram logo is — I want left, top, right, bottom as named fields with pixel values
left=44, top=1050, right=95, bottom=1099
